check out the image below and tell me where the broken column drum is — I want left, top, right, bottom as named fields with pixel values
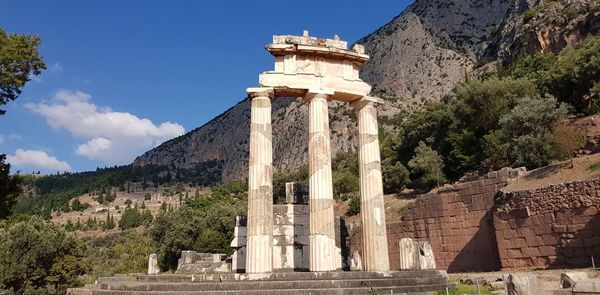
left=246, top=31, right=390, bottom=273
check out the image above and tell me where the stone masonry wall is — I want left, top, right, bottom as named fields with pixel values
left=349, top=167, right=523, bottom=272
left=494, top=179, right=600, bottom=269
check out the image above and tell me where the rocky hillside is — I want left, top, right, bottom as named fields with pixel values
left=133, top=0, right=598, bottom=182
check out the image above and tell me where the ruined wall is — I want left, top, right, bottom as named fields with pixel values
left=349, top=167, right=523, bottom=272
left=494, top=179, right=600, bottom=269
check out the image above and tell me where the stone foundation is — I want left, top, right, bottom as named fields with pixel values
left=349, top=167, right=600, bottom=272
left=494, top=179, right=600, bottom=269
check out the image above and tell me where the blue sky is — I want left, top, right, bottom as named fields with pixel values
left=0, top=0, right=413, bottom=173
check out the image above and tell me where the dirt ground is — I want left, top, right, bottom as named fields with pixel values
left=504, top=153, right=600, bottom=192
left=448, top=268, right=600, bottom=294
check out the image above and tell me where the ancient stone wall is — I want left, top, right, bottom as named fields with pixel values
left=349, top=167, right=523, bottom=272
left=494, top=179, right=600, bottom=269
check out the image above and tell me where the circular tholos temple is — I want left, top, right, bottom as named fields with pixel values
left=67, top=32, right=449, bottom=295
left=245, top=31, right=390, bottom=274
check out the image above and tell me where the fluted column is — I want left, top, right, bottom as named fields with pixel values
left=353, top=97, right=390, bottom=272
left=306, top=90, right=337, bottom=272
left=245, top=87, right=274, bottom=274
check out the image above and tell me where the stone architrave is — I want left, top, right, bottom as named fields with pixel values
left=306, top=90, right=337, bottom=272
left=148, top=253, right=159, bottom=275
left=245, top=87, right=274, bottom=274
left=353, top=97, right=390, bottom=272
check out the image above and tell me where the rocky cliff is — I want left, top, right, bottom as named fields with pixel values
left=133, top=0, right=597, bottom=182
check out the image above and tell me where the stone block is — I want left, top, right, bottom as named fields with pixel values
left=573, top=281, right=600, bottom=293
left=398, top=238, right=436, bottom=270
left=504, top=273, right=538, bottom=295
left=418, top=241, right=436, bottom=270
left=148, top=253, right=159, bottom=275
left=560, top=271, right=589, bottom=288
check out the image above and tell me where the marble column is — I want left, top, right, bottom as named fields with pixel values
left=245, top=87, right=274, bottom=274
left=353, top=97, right=390, bottom=272
left=306, top=90, right=337, bottom=272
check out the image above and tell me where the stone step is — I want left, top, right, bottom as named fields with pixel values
left=71, top=283, right=448, bottom=295
left=101, top=277, right=447, bottom=291
left=126, top=270, right=445, bottom=283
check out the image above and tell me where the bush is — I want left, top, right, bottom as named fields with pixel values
left=408, top=142, right=446, bottom=189
left=346, top=194, right=360, bottom=216
left=0, top=216, right=88, bottom=294
left=381, top=158, right=410, bottom=194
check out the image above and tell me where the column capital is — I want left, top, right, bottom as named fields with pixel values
left=351, top=96, right=384, bottom=110
left=247, top=87, right=274, bottom=98
left=305, top=88, right=335, bottom=101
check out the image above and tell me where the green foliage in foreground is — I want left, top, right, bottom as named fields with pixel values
left=84, top=231, right=154, bottom=278
left=0, top=216, right=88, bottom=295
left=151, top=180, right=247, bottom=271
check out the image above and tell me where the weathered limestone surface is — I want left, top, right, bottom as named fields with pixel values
left=561, top=272, right=589, bottom=289
left=398, top=238, right=436, bottom=271
left=504, top=273, right=538, bottom=295
left=307, top=91, right=338, bottom=272
left=418, top=242, right=436, bottom=270
left=148, top=253, right=159, bottom=275
left=354, top=98, right=389, bottom=272
left=231, top=183, right=349, bottom=272
left=177, top=251, right=229, bottom=273
left=245, top=88, right=274, bottom=274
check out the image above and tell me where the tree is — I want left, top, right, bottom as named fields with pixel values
left=118, top=207, right=142, bottom=230
left=0, top=216, right=87, bottom=294
left=553, top=124, right=586, bottom=167
left=381, top=158, right=410, bottom=194
left=408, top=142, right=446, bottom=189
left=499, top=96, right=569, bottom=168
left=0, top=155, right=21, bottom=219
left=0, top=28, right=46, bottom=115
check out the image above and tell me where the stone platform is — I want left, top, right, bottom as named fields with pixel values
left=67, top=270, right=450, bottom=295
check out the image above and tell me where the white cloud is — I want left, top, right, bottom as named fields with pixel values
left=7, top=149, right=71, bottom=172
left=26, top=90, right=185, bottom=164
left=50, top=62, right=63, bottom=74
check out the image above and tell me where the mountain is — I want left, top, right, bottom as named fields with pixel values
left=133, top=0, right=598, bottom=183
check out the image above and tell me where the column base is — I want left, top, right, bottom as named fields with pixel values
left=246, top=235, right=273, bottom=274
left=309, top=234, right=337, bottom=272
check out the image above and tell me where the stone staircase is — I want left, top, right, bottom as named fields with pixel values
left=68, top=270, right=450, bottom=295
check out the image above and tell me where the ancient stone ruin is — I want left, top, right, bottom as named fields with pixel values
left=245, top=30, right=390, bottom=274
left=67, top=32, right=449, bottom=295
left=231, top=182, right=350, bottom=273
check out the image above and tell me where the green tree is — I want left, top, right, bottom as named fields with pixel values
left=381, top=158, right=410, bottom=194
left=408, top=142, right=447, bottom=189
left=118, top=207, right=142, bottom=230
left=0, top=155, right=21, bottom=219
left=499, top=96, right=568, bottom=168
left=0, top=216, right=87, bottom=294
left=0, top=28, right=46, bottom=115
left=346, top=194, right=360, bottom=216
left=454, top=77, right=538, bottom=135
left=193, top=229, right=227, bottom=253
left=150, top=207, right=202, bottom=270
left=553, top=123, right=586, bottom=167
